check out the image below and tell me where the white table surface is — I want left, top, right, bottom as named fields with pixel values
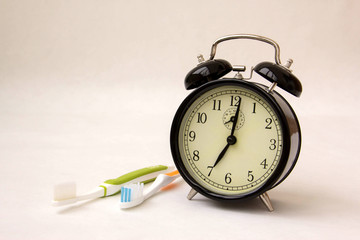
left=1, top=1, right=359, bottom=239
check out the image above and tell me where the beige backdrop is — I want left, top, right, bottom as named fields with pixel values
left=1, top=0, right=359, bottom=239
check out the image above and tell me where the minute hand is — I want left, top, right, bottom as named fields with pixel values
left=230, top=97, right=242, bottom=136
left=211, top=97, right=241, bottom=169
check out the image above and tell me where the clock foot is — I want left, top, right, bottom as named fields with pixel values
left=259, top=192, right=274, bottom=212
left=187, top=188, right=198, bottom=200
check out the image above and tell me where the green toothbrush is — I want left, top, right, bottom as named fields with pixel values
left=52, top=165, right=174, bottom=207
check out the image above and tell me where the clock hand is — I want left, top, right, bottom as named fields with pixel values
left=210, top=97, right=241, bottom=170
left=211, top=135, right=237, bottom=169
left=212, top=143, right=230, bottom=168
left=224, top=116, right=235, bottom=125
left=230, top=97, right=242, bottom=136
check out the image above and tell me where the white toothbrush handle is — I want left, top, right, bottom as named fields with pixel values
left=52, top=187, right=104, bottom=206
left=143, top=174, right=179, bottom=200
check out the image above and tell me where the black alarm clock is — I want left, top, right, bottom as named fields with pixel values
left=170, top=34, right=302, bottom=211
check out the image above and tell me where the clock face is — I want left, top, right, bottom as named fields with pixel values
left=172, top=80, right=288, bottom=199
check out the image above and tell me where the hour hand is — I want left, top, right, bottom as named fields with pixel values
left=211, top=135, right=237, bottom=170
left=212, top=143, right=230, bottom=169
left=210, top=97, right=241, bottom=172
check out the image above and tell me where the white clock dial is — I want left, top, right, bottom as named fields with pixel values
left=178, top=85, right=283, bottom=196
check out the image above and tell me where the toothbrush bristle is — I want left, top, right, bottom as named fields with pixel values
left=53, top=181, right=76, bottom=201
left=120, top=183, right=144, bottom=203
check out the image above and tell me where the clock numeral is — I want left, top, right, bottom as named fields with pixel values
left=252, top=102, right=256, bottom=113
left=269, top=139, right=276, bottom=150
left=230, top=95, right=241, bottom=106
left=225, top=173, right=232, bottom=184
left=192, top=150, right=200, bottom=161
left=260, top=159, right=268, bottom=169
left=197, top=112, right=207, bottom=124
left=188, top=131, right=196, bottom=142
left=247, top=171, right=254, bottom=182
left=265, top=118, right=272, bottom=129
left=212, top=100, right=221, bottom=111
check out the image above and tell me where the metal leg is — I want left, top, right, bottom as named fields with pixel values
left=259, top=192, right=274, bottom=212
left=187, top=188, right=198, bottom=200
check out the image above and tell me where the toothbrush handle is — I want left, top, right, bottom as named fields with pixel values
left=144, top=174, right=179, bottom=200
left=104, top=165, right=170, bottom=185
left=101, top=165, right=175, bottom=196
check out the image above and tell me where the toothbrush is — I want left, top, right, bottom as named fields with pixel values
left=119, top=170, right=180, bottom=209
left=52, top=165, right=174, bottom=207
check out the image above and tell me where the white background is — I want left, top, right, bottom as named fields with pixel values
left=1, top=0, right=359, bottom=239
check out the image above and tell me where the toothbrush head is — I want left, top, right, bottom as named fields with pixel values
left=52, top=181, right=77, bottom=206
left=119, top=170, right=180, bottom=209
left=119, top=183, right=145, bottom=209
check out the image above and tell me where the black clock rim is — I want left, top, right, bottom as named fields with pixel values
left=170, top=79, right=291, bottom=201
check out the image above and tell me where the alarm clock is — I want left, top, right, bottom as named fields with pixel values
left=170, top=34, right=302, bottom=211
